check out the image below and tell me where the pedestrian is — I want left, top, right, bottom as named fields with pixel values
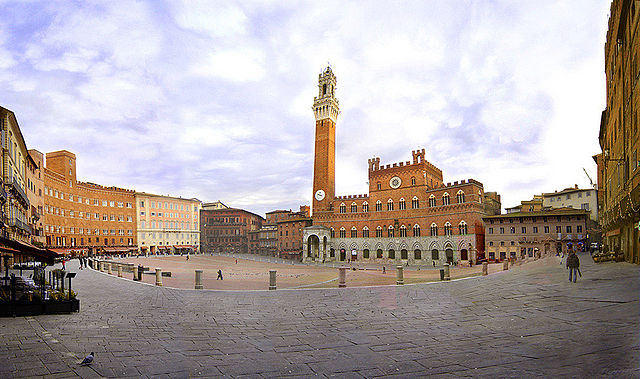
left=469, top=259, right=473, bottom=267
left=235, top=259, right=237, bottom=264
left=432, top=261, right=435, bottom=267
left=78, top=256, right=83, bottom=270
left=62, top=259, right=66, bottom=270
left=382, top=266, right=386, bottom=274
left=186, top=255, right=189, bottom=261
left=566, top=248, right=580, bottom=283
left=217, top=269, right=223, bottom=280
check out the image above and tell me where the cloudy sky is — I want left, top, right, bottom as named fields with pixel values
left=1, top=0, right=611, bottom=216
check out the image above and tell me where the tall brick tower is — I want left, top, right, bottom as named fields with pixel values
left=311, top=66, right=340, bottom=216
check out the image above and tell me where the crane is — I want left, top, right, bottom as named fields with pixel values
left=583, top=168, right=596, bottom=189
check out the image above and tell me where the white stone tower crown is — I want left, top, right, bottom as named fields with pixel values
left=312, top=66, right=340, bottom=123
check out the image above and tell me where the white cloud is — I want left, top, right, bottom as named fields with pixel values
left=171, top=1, right=248, bottom=38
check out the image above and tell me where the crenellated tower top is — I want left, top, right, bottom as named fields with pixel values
left=312, top=66, right=340, bottom=123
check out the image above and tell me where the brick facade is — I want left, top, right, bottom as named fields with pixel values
left=304, top=68, right=493, bottom=265
left=200, top=208, right=264, bottom=254
left=43, top=150, right=137, bottom=255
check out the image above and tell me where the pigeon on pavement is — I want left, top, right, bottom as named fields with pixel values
left=80, top=352, right=94, bottom=365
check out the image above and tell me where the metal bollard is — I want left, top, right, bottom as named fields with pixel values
left=107, top=263, right=113, bottom=275
left=482, top=262, right=488, bottom=276
left=443, top=263, right=450, bottom=280
left=117, top=264, right=123, bottom=277
left=338, top=266, right=346, bottom=288
left=133, top=265, right=139, bottom=281
left=503, top=260, right=509, bottom=271
left=396, top=265, right=404, bottom=285
left=195, top=270, right=203, bottom=289
left=155, top=268, right=162, bottom=286
left=269, top=270, right=276, bottom=290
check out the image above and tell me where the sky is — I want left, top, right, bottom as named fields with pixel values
left=0, top=0, right=612, bottom=217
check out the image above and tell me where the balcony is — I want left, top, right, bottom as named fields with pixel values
left=9, top=178, right=29, bottom=207
left=7, top=217, right=32, bottom=235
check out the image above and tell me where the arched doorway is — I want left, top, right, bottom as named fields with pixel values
left=414, top=249, right=422, bottom=260
left=400, top=249, right=408, bottom=260
left=445, top=248, right=454, bottom=263
left=388, top=249, right=396, bottom=259
left=460, top=249, right=468, bottom=261
left=307, top=235, right=319, bottom=258
left=340, top=248, right=346, bottom=261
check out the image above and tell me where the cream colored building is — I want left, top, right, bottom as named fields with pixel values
left=135, top=192, right=201, bottom=254
left=542, top=186, right=598, bottom=222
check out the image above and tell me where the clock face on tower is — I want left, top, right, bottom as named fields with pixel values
left=389, top=176, right=402, bottom=189
left=315, top=189, right=326, bottom=201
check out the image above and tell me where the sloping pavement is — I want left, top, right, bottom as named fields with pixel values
left=1, top=252, right=638, bottom=378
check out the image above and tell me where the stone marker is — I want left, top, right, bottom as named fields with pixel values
left=443, top=263, right=450, bottom=280
left=503, top=260, right=509, bottom=271
left=133, top=265, right=139, bottom=281
left=482, top=261, right=488, bottom=276
left=107, top=263, right=113, bottom=275
left=100, top=261, right=105, bottom=272
left=396, top=265, right=404, bottom=285
left=338, top=266, right=346, bottom=288
left=269, top=270, right=276, bottom=290
left=195, top=270, right=203, bottom=289
left=117, top=264, right=123, bottom=277
left=155, top=268, right=163, bottom=286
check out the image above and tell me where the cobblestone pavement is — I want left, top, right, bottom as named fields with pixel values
left=1, top=252, right=638, bottom=378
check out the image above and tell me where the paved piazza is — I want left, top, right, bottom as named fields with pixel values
left=1, top=253, right=638, bottom=378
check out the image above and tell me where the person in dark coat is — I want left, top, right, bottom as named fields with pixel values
left=217, top=269, right=223, bottom=280
left=566, top=248, right=580, bottom=283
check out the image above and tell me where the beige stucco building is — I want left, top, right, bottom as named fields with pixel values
left=135, top=192, right=201, bottom=254
left=542, top=186, right=598, bottom=222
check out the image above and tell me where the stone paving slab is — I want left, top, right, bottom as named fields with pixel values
left=0, top=252, right=638, bottom=378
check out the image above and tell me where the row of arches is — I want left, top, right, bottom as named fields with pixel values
left=331, top=221, right=468, bottom=238
left=337, top=190, right=469, bottom=214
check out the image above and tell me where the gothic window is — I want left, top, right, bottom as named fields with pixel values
left=339, top=203, right=346, bottom=213
left=444, top=222, right=453, bottom=236
left=413, top=224, right=421, bottom=237
left=351, top=227, right=357, bottom=238
left=430, top=223, right=438, bottom=236
left=399, top=225, right=407, bottom=237
left=442, top=193, right=450, bottom=206
left=387, top=225, right=394, bottom=237
left=429, top=195, right=436, bottom=207
left=362, top=226, right=369, bottom=238
left=377, top=249, right=383, bottom=258
left=432, top=249, right=439, bottom=260
left=412, top=196, right=419, bottom=209
left=376, top=201, right=382, bottom=212
left=339, top=227, right=346, bottom=238
left=411, top=177, right=416, bottom=185
left=376, top=226, right=383, bottom=238
left=377, top=182, right=381, bottom=190
left=414, top=249, right=422, bottom=259
left=458, top=221, right=468, bottom=235
left=387, top=199, right=394, bottom=211
left=351, top=202, right=357, bottom=213
left=456, top=190, right=465, bottom=203
left=362, top=202, right=369, bottom=212
left=330, top=228, right=335, bottom=238
left=399, top=198, right=406, bottom=210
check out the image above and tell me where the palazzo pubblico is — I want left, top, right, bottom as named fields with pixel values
left=303, top=67, right=496, bottom=265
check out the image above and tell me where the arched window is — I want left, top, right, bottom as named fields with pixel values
left=376, top=226, right=383, bottom=238
left=330, top=228, right=335, bottom=238
left=362, top=201, right=369, bottom=212
left=414, top=249, right=422, bottom=260
left=376, top=200, right=382, bottom=212
left=411, top=196, right=419, bottom=209
left=399, top=198, right=406, bottom=210
left=376, top=249, right=383, bottom=258
left=442, top=193, right=450, bottom=206
left=432, top=249, right=439, bottom=260
left=387, top=199, right=394, bottom=211
left=413, top=224, right=421, bottom=237
left=351, top=226, right=357, bottom=238
left=430, top=223, right=438, bottom=236
left=376, top=182, right=381, bottom=190
left=457, top=190, right=465, bottom=204
left=459, top=221, right=468, bottom=235
left=362, top=226, right=369, bottom=238
left=339, top=227, right=346, bottom=238
left=399, top=225, right=407, bottom=237
left=363, top=249, right=370, bottom=258
left=351, top=202, right=357, bottom=213
left=444, top=222, right=453, bottom=236
left=429, top=194, right=436, bottom=207
left=339, top=203, right=346, bottom=213
left=387, top=225, right=394, bottom=237
left=411, top=177, right=416, bottom=185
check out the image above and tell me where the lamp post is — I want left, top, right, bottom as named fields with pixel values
left=65, top=272, right=76, bottom=300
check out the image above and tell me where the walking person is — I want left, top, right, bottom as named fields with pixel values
left=566, top=248, right=580, bottom=283
left=217, top=269, right=223, bottom=280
